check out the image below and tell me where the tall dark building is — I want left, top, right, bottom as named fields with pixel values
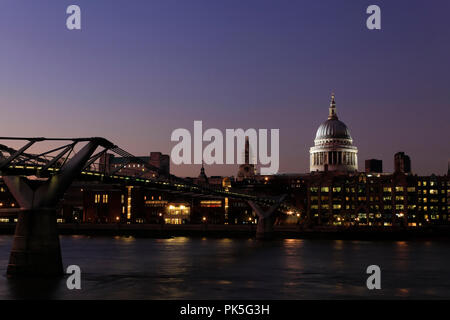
left=198, top=163, right=209, bottom=184
left=149, top=152, right=170, bottom=176
left=394, top=152, right=411, bottom=173
left=365, top=159, right=383, bottom=173
left=237, top=137, right=256, bottom=181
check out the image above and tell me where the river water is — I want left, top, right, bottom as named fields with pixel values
left=0, top=235, right=449, bottom=299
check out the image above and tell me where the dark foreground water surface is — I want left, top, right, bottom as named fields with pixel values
left=1, top=235, right=450, bottom=299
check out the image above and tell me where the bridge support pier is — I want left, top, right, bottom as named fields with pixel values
left=255, top=214, right=275, bottom=240
left=248, top=196, right=286, bottom=240
left=3, top=140, right=103, bottom=277
left=8, top=208, right=63, bottom=276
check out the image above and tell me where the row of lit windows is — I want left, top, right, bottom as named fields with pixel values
left=304, top=182, right=449, bottom=192
left=94, top=194, right=108, bottom=204
left=145, top=200, right=168, bottom=207
left=310, top=186, right=419, bottom=194
left=310, top=204, right=442, bottom=212
left=144, top=195, right=163, bottom=201
left=418, top=198, right=446, bottom=203
left=310, top=196, right=421, bottom=203
left=113, top=163, right=144, bottom=168
left=418, top=181, right=449, bottom=187
left=418, top=189, right=446, bottom=195
left=200, top=200, right=222, bottom=208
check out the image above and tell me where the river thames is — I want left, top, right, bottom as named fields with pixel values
left=1, top=235, right=450, bottom=299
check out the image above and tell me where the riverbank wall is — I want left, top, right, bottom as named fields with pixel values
left=1, top=223, right=450, bottom=240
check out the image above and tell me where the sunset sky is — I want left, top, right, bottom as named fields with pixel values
left=0, top=0, right=449, bottom=177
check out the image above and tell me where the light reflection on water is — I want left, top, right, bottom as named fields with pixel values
left=1, top=235, right=450, bottom=299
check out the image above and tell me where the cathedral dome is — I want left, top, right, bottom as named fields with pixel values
left=315, top=118, right=352, bottom=141
left=309, top=93, right=358, bottom=173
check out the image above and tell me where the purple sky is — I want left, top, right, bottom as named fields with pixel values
left=0, top=0, right=449, bottom=177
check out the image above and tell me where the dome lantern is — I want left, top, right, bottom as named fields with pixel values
left=328, top=93, right=338, bottom=120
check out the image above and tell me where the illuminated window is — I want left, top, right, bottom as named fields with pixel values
left=127, top=186, right=133, bottom=220
left=164, top=218, right=182, bottom=225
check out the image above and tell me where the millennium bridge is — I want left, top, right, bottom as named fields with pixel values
left=0, top=137, right=296, bottom=276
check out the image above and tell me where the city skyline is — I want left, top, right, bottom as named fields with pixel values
left=0, top=0, right=449, bottom=177
left=1, top=0, right=450, bottom=302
